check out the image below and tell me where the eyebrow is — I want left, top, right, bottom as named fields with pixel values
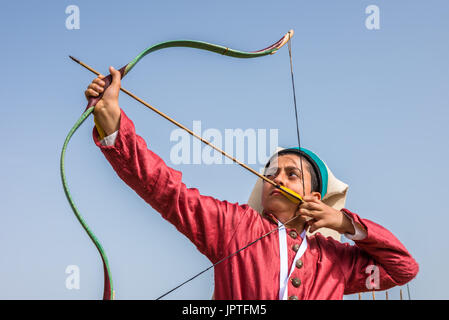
left=284, top=166, right=302, bottom=171
left=265, top=165, right=303, bottom=173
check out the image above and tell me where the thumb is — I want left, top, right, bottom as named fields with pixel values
left=109, top=66, right=121, bottom=89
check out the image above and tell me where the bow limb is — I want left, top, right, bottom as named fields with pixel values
left=124, top=29, right=294, bottom=75
left=82, top=30, right=294, bottom=112
left=60, top=106, right=114, bottom=300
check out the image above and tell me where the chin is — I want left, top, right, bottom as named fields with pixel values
left=263, top=198, right=296, bottom=213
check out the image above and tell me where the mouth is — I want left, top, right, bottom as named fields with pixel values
left=270, top=189, right=282, bottom=196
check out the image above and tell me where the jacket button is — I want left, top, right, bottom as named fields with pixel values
left=295, top=259, right=303, bottom=269
left=288, top=295, right=298, bottom=300
left=289, top=230, right=298, bottom=239
left=291, top=277, right=301, bottom=288
left=292, top=244, right=300, bottom=252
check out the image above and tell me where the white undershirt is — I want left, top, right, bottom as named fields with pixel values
left=100, top=130, right=119, bottom=146
left=278, top=223, right=307, bottom=300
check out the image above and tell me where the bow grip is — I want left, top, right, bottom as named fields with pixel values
left=85, top=65, right=127, bottom=111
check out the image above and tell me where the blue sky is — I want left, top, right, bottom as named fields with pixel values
left=1, top=1, right=448, bottom=299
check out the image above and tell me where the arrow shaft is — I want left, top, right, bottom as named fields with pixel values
left=71, top=58, right=304, bottom=199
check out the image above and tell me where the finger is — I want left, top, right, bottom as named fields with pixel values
left=305, top=219, right=316, bottom=232
left=303, top=195, right=321, bottom=202
left=297, top=207, right=314, bottom=218
left=93, top=78, right=106, bottom=87
left=302, top=196, right=321, bottom=205
left=85, top=88, right=99, bottom=98
left=109, top=66, right=121, bottom=89
left=88, top=83, right=104, bottom=93
left=309, top=220, right=325, bottom=233
left=300, top=201, right=321, bottom=211
left=299, top=206, right=324, bottom=218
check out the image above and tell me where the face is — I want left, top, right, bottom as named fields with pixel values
left=261, top=154, right=319, bottom=214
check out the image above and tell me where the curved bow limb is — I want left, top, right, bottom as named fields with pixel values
left=76, top=29, right=294, bottom=112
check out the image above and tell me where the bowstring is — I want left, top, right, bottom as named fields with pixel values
left=287, top=37, right=306, bottom=197
left=156, top=36, right=305, bottom=300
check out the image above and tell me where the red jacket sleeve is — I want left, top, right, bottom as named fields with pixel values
left=323, top=209, right=419, bottom=294
left=92, top=108, right=251, bottom=262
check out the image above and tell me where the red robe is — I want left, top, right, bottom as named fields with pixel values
left=93, top=108, right=419, bottom=300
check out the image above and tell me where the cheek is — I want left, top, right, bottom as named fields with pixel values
left=303, top=172, right=313, bottom=194
left=261, top=183, right=271, bottom=203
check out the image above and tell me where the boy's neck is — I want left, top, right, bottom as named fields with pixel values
left=286, top=219, right=306, bottom=234
left=273, top=210, right=307, bottom=234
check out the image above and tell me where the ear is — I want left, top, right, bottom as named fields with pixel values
left=310, top=191, right=321, bottom=201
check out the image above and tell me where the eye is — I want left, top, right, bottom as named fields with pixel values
left=264, top=167, right=278, bottom=178
left=288, top=170, right=302, bottom=179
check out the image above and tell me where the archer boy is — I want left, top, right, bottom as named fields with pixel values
left=84, top=66, right=419, bottom=300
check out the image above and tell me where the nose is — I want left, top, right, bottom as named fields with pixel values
left=273, top=170, right=286, bottom=186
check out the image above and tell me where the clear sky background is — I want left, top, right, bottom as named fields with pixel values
left=1, top=1, right=448, bottom=300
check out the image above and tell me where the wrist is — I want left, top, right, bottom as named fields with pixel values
left=338, top=210, right=355, bottom=235
left=96, top=106, right=121, bottom=136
